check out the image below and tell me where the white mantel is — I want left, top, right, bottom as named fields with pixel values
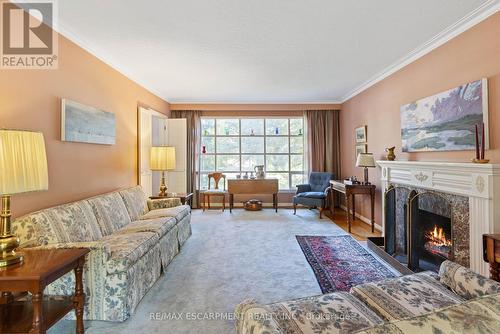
left=377, top=160, right=500, bottom=276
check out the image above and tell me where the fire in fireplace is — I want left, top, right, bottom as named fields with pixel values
left=424, top=225, right=452, bottom=259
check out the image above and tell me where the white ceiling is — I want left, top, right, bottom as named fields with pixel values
left=56, top=0, right=499, bottom=103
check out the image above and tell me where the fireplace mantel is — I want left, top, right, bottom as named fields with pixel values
left=377, top=160, right=500, bottom=276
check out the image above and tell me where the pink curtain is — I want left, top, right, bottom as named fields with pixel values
left=305, top=110, right=341, bottom=177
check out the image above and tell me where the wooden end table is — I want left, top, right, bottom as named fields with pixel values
left=0, top=248, right=89, bottom=333
left=483, top=234, right=500, bottom=282
left=150, top=192, right=194, bottom=208
left=330, top=180, right=376, bottom=233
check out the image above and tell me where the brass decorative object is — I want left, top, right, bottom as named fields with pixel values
left=471, top=158, right=490, bottom=164
left=385, top=146, right=396, bottom=161
left=0, top=130, right=48, bottom=267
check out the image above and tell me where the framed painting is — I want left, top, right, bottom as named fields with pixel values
left=355, top=125, right=367, bottom=143
left=61, top=99, right=116, bottom=145
left=355, top=144, right=367, bottom=161
left=400, top=78, right=488, bottom=152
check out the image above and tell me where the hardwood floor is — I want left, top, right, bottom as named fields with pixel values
left=324, top=209, right=381, bottom=241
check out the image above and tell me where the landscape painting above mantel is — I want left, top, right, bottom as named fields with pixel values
left=400, top=78, right=488, bottom=152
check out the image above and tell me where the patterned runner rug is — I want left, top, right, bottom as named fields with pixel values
left=296, top=235, right=397, bottom=293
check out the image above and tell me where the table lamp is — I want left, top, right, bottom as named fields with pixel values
left=150, top=146, right=176, bottom=197
left=0, top=129, right=48, bottom=267
left=356, top=153, right=376, bottom=185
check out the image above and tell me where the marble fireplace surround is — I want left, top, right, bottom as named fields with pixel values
left=377, top=161, right=500, bottom=276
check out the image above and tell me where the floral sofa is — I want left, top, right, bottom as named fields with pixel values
left=236, top=261, right=500, bottom=333
left=12, top=186, right=191, bottom=322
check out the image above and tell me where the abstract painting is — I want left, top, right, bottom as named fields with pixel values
left=400, top=78, right=488, bottom=152
left=61, top=99, right=116, bottom=145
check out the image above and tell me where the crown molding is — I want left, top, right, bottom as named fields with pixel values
left=55, top=23, right=169, bottom=103
left=340, top=0, right=500, bottom=103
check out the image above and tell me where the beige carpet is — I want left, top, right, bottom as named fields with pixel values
left=50, top=208, right=393, bottom=334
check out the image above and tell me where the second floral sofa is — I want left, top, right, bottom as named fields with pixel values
left=12, top=185, right=191, bottom=322
left=236, top=260, right=500, bottom=333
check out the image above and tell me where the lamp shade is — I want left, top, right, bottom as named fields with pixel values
left=150, top=146, right=176, bottom=171
left=356, top=153, right=376, bottom=168
left=0, top=129, right=49, bottom=195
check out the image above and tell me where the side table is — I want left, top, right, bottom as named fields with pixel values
left=0, top=248, right=89, bottom=333
left=483, top=234, right=500, bottom=282
left=150, top=193, right=194, bottom=208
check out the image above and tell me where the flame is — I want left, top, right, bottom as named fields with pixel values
left=425, top=225, right=451, bottom=247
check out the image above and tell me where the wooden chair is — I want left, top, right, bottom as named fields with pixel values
left=201, top=172, right=227, bottom=211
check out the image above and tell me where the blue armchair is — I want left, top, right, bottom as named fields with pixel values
left=293, top=172, right=335, bottom=218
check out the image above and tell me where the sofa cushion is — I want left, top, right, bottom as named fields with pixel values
left=87, top=192, right=132, bottom=236
left=357, top=292, right=500, bottom=334
left=118, top=186, right=149, bottom=221
left=439, top=260, right=500, bottom=300
left=236, top=292, right=384, bottom=334
left=12, top=201, right=102, bottom=247
left=140, top=205, right=191, bottom=222
left=101, top=232, right=159, bottom=274
left=350, top=271, right=464, bottom=321
left=295, top=191, right=326, bottom=199
left=147, top=197, right=182, bottom=211
left=116, top=217, right=177, bottom=238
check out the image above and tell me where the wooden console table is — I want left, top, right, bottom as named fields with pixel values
left=227, top=179, right=279, bottom=213
left=483, top=234, right=500, bottom=282
left=0, top=248, right=89, bottom=333
left=329, top=180, right=376, bottom=233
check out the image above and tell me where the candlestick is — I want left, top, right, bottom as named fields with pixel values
left=475, top=124, right=480, bottom=160
left=481, top=122, right=485, bottom=160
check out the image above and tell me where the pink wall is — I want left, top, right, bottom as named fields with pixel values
left=340, top=13, right=500, bottom=225
left=1, top=33, right=170, bottom=217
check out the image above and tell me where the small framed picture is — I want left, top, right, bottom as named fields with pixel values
left=355, top=125, right=367, bottom=143
left=355, top=144, right=367, bottom=160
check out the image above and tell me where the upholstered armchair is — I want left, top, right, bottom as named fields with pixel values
left=293, top=172, right=335, bottom=218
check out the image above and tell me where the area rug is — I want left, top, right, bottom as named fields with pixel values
left=296, top=235, right=397, bottom=293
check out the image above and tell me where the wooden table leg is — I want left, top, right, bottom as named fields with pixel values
left=329, top=188, right=334, bottom=215
left=490, top=262, right=500, bottom=281
left=74, top=258, right=85, bottom=334
left=352, top=194, right=356, bottom=220
left=229, top=194, right=234, bottom=213
left=346, top=192, right=352, bottom=233
left=371, top=190, right=375, bottom=233
left=273, top=193, right=278, bottom=212
left=31, top=291, right=44, bottom=334
left=222, top=194, right=226, bottom=212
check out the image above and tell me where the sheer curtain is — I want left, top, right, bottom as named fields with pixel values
left=304, top=109, right=341, bottom=176
left=170, top=110, right=202, bottom=208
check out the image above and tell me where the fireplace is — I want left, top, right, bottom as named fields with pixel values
left=382, top=186, right=459, bottom=273
left=376, top=160, right=499, bottom=277
left=408, top=191, right=453, bottom=272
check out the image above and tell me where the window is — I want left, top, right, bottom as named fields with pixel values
left=200, top=117, right=305, bottom=190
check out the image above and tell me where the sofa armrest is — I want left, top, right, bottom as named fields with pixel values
left=235, top=300, right=283, bottom=334
left=295, top=184, right=312, bottom=194
left=438, top=260, right=500, bottom=299
left=147, top=198, right=182, bottom=211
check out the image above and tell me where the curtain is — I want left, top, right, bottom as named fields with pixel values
left=304, top=109, right=341, bottom=176
left=170, top=110, right=202, bottom=208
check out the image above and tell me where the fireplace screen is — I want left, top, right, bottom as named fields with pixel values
left=408, top=191, right=453, bottom=272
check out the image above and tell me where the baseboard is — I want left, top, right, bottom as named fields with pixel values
left=339, top=205, right=383, bottom=232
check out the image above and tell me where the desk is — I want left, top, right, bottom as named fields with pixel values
left=150, top=193, right=194, bottom=208
left=483, top=234, right=500, bottom=282
left=0, top=248, right=89, bottom=334
left=329, top=180, right=376, bottom=233
left=227, top=179, right=279, bottom=212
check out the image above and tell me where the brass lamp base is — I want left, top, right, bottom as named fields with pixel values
left=0, top=195, right=23, bottom=267
left=158, top=171, right=168, bottom=197
left=0, top=249, right=23, bottom=267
